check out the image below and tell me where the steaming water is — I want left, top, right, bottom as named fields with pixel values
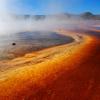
left=96, top=27, right=100, bottom=30
left=0, top=31, right=74, bottom=60
left=86, top=26, right=100, bottom=37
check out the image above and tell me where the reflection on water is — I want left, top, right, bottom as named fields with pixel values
left=0, top=31, right=74, bottom=60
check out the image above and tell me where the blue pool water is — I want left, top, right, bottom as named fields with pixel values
left=0, top=31, right=74, bottom=60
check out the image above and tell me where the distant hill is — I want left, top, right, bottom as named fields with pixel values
left=80, top=12, right=100, bottom=20
left=13, top=15, right=46, bottom=20
left=12, top=12, right=100, bottom=20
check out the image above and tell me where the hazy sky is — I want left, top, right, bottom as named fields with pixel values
left=8, top=0, right=100, bottom=15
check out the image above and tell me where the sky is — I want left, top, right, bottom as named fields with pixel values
left=2, top=0, right=100, bottom=15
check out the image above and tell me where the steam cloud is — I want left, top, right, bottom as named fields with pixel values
left=0, top=0, right=97, bottom=36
